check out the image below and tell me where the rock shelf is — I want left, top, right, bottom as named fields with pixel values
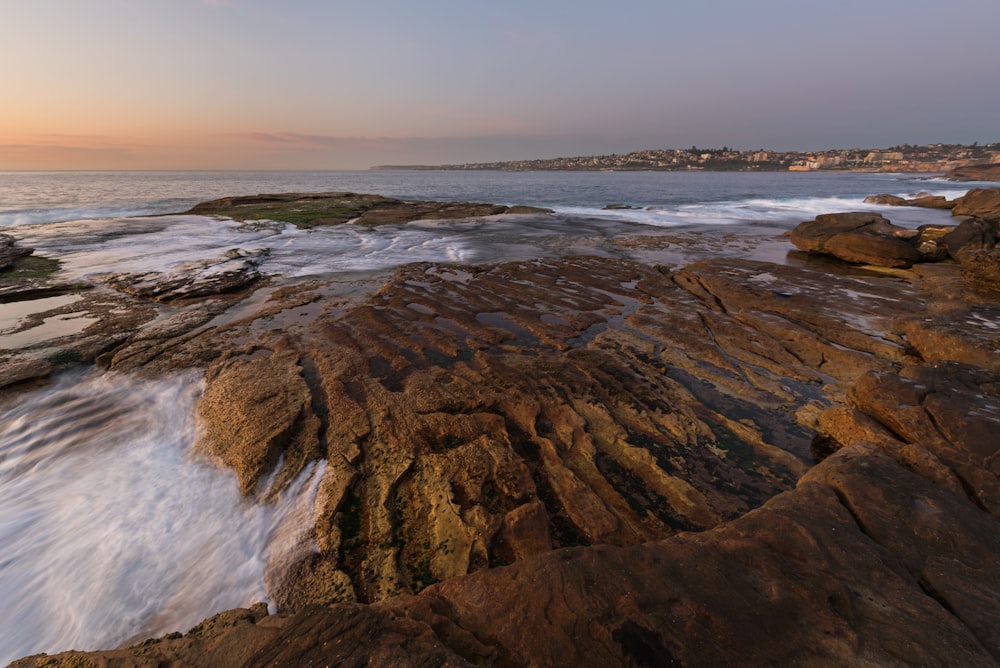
left=8, top=189, right=1000, bottom=667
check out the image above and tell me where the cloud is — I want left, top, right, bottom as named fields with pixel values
left=225, top=132, right=433, bottom=151
left=0, top=143, right=134, bottom=156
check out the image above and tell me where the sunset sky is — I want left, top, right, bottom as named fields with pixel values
left=2, top=0, right=998, bottom=170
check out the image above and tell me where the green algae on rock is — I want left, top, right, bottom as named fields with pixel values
left=186, top=192, right=552, bottom=228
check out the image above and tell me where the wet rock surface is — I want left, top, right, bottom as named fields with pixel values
left=97, top=248, right=269, bottom=302
left=9, top=190, right=1000, bottom=666
left=187, top=191, right=551, bottom=228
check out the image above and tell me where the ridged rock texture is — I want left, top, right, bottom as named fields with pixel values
left=11, top=189, right=1000, bottom=667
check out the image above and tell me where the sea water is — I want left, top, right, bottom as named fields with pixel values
left=0, top=371, right=323, bottom=664
left=0, top=169, right=995, bottom=662
left=0, top=169, right=989, bottom=228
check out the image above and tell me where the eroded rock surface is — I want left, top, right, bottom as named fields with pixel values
left=164, top=257, right=835, bottom=605
left=20, top=362, right=1000, bottom=666
left=10, top=191, right=1000, bottom=667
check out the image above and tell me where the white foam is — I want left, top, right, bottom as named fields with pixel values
left=552, top=188, right=964, bottom=229
left=0, top=370, right=324, bottom=664
left=0, top=206, right=170, bottom=228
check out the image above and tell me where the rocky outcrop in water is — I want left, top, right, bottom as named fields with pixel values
left=9, top=189, right=1000, bottom=666
left=788, top=211, right=923, bottom=267
left=794, top=188, right=1000, bottom=270
left=187, top=192, right=551, bottom=228
left=864, top=192, right=955, bottom=209
left=952, top=188, right=1000, bottom=221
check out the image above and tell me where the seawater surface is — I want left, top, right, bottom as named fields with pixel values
left=0, top=370, right=323, bottom=665
left=3, top=170, right=984, bottom=287
left=1, top=169, right=991, bottom=228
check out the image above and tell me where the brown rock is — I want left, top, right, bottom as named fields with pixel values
left=863, top=194, right=908, bottom=206
left=908, top=194, right=953, bottom=209
left=197, top=349, right=322, bottom=497
left=951, top=188, right=1000, bottom=221
left=823, top=230, right=922, bottom=267
left=173, top=256, right=852, bottom=607
left=900, top=304, right=1000, bottom=371
left=28, top=445, right=1000, bottom=667
left=913, top=224, right=955, bottom=261
left=789, top=212, right=922, bottom=267
left=19, top=211, right=1000, bottom=666
left=848, top=363, right=1000, bottom=516
left=942, top=217, right=998, bottom=260
left=946, top=164, right=1000, bottom=182
left=0, top=357, right=52, bottom=390
left=960, top=249, right=1000, bottom=298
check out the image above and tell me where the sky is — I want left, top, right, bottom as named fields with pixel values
left=1, top=0, right=998, bottom=170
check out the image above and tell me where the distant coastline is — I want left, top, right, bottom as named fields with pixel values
left=372, top=142, right=1000, bottom=176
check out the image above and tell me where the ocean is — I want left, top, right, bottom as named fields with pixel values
left=0, top=169, right=995, bottom=663
left=0, top=169, right=983, bottom=229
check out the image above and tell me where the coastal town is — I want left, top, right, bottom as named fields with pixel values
left=373, top=142, right=1000, bottom=173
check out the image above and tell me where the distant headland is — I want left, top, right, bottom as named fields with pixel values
left=372, top=142, right=1000, bottom=177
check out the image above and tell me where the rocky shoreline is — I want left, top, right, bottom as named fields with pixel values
left=4, top=190, right=1000, bottom=666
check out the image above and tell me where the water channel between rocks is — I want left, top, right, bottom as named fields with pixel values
left=0, top=370, right=324, bottom=664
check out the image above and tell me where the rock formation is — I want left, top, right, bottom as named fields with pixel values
left=795, top=188, right=1000, bottom=274
left=788, top=211, right=923, bottom=267
left=946, top=163, right=1000, bottom=182
left=98, top=248, right=268, bottom=302
left=9, top=189, right=1000, bottom=666
left=187, top=192, right=551, bottom=228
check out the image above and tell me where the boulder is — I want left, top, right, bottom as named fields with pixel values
left=862, top=194, right=953, bottom=209
left=908, top=195, right=953, bottom=209
left=790, top=212, right=922, bottom=267
left=951, top=188, right=1000, bottom=221
left=941, top=217, right=998, bottom=260
left=863, top=194, right=907, bottom=206
left=822, top=232, right=922, bottom=268
left=912, top=225, right=953, bottom=261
